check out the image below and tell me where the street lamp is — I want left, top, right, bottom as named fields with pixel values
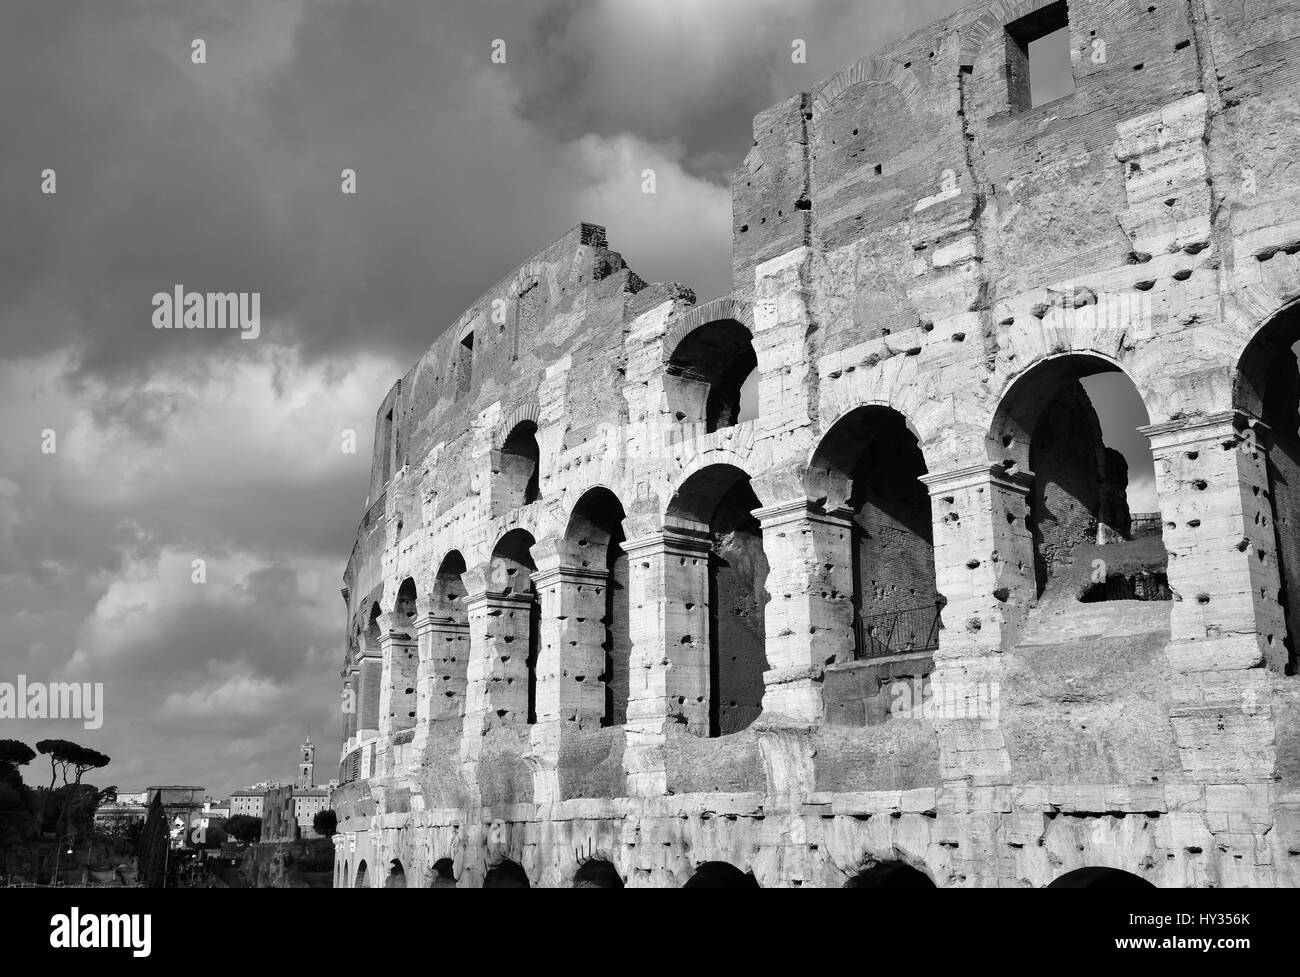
left=51, top=833, right=75, bottom=887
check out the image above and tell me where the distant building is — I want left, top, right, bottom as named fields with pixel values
left=94, top=788, right=148, bottom=827
left=229, top=789, right=267, bottom=820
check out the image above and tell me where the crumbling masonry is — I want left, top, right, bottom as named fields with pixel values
left=331, top=0, right=1300, bottom=887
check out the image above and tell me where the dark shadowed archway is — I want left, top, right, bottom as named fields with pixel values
left=808, top=406, right=941, bottom=659
left=483, top=858, right=531, bottom=888
left=1236, top=302, right=1300, bottom=673
left=490, top=530, right=541, bottom=724
left=1047, top=867, right=1156, bottom=889
left=844, top=861, right=936, bottom=888
left=353, top=859, right=368, bottom=888
left=683, top=861, right=760, bottom=889
left=566, top=488, right=631, bottom=726
left=666, top=463, right=770, bottom=737
left=991, top=355, right=1167, bottom=601
left=666, top=319, right=758, bottom=432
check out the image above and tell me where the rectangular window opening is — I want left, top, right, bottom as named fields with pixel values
left=454, top=331, right=474, bottom=400
left=1006, top=1, right=1075, bottom=111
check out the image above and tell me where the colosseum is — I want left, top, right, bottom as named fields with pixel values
left=331, top=0, right=1300, bottom=888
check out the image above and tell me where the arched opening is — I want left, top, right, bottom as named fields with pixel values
left=429, top=551, right=470, bottom=719
left=365, top=601, right=382, bottom=648
left=566, top=488, right=631, bottom=726
left=666, top=319, right=758, bottom=432
left=385, top=858, right=407, bottom=888
left=483, top=858, right=531, bottom=888
left=667, top=464, right=770, bottom=737
left=1047, top=867, right=1156, bottom=889
left=388, top=580, right=418, bottom=732
left=496, top=421, right=541, bottom=509
left=809, top=406, right=942, bottom=659
left=1236, top=303, right=1300, bottom=672
left=354, top=859, right=368, bottom=888
left=991, top=356, right=1168, bottom=602
left=395, top=577, right=418, bottom=623
left=341, top=860, right=349, bottom=887
left=844, top=861, right=936, bottom=888
left=430, top=857, right=457, bottom=888
left=490, top=529, right=541, bottom=725
left=682, top=861, right=760, bottom=889
left=573, top=858, right=625, bottom=888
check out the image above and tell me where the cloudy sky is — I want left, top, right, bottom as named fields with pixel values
left=0, top=0, right=1142, bottom=800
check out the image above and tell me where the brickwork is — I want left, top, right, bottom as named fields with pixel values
left=333, top=0, right=1300, bottom=888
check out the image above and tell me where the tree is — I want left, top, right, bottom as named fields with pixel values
left=313, top=808, right=337, bottom=838
left=224, top=815, right=262, bottom=844
left=0, top=740, right=36, bottom=787
left=34, top=741, right=110, bottom=838
left=138, top=794, right=169, bottom=888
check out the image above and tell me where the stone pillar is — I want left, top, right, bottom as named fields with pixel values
left=921, top=464, right=1035, bottom=655
left=414, top=595, right=470, bottom=726
left=461, top=583, right=536, bottom=737
left=356, top=644, right=382, bottom=745
left=622, top=529, right=711, bottom=796
left=531, top=554, right=610, bottom=727
left=753, top=499, right=854, bottom=723
left=919, top=464, right=1029, bottom=786
left=1143, top=412, right=1279, bottom=782
left=341, top=665, right=359, bottom=752
left=377, top=612, right=418, bottom=739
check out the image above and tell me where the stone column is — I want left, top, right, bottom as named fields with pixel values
left=377, top=611, right=418, bottom=739
left=919, top=464, right=1029, bottom=786
left=414, top=595, right=470, bottom=727
left=621, top=528, right=711, bottom=796
left=529, top=544, right=613, bottom=802
left=341, top=665, right=359, bottom=752
left=531, top=546, right=611, bottom=728
left=461, top=581, right=536, bottom=738
left=921, top=464, right=1035, bottom=655
left=753, top=499, right=854, bottom=723
left=1143, top=411, right=1279, bottom=782
left=355, top=643, right=382, bottom=745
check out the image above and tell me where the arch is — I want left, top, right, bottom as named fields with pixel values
left=662, top=297, right=755, bottom=355
left=1047, top=867, right=1156, bottom=889
left=989, top=352, right=1168, bottom=601
left=682, top=861, right=760, bottom=889
left=430, top=857, right=457, bottom=888
left=385, top=858, right=408, bottom=888
left=395, top=577, right=418, bottom=625
left=490, top=529, right=541, bottom=724
left=566, top=488, right=631, bottom=726
left=496, top=421, right=541, bottom=508
left=341, top=859, right=349, bottom=888
left=364, top=600, right=382, bottom=647
left=664, top=313, right=758, bottom=432
left=354, top=859, right=368, bottom=888
left=808, top=406, right=942, bottom=659
left=483, top=858, right=531, bottom=888
left=666, top=463, right=769, bottom=737
left=1235, top=300, right=1300, bottom=671
left=573, top=858, right=625, bottom=888
left=844, top=860, right=936, bottom=889
left=811, top=56, right=922, bottom=117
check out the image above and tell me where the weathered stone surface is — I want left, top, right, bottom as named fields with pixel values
left=331, top=0, right=1300, bottom=888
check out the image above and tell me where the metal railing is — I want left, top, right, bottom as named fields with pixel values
left=854, top=601, right=943, bottom=660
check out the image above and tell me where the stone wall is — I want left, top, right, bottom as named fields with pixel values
left=332, top=0, right=1300, bottom=888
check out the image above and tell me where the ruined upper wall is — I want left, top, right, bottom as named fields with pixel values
left=346, top=0, right=1300, bottom=634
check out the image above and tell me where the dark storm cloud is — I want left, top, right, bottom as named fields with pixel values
left=0, top=0, right=978, bottom=797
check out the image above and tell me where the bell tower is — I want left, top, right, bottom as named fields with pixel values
left=298, top=731, right=315, bottom=788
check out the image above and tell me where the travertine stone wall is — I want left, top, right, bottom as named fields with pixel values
left=333, top=0, right=1300, bottom=887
